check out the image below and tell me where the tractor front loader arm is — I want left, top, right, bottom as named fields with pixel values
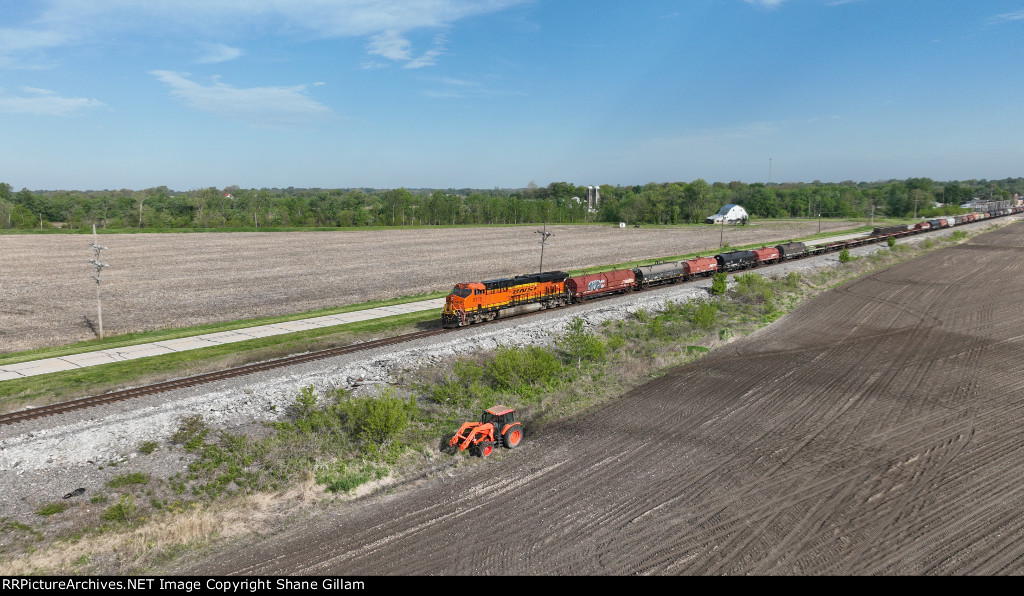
left=449, top=422, right=495, bottom=451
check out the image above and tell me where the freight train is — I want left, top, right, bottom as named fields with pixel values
left=440, top=208, right=1022, bottom=327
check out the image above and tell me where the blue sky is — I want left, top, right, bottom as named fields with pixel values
left=1, top=0, right=1023, bottom=191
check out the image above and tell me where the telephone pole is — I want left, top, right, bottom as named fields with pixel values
left=535, top=223, right=553, bottom=273
left=88, top=224, right=110, bottom=340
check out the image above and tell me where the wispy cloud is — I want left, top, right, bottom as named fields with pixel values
left=744, top=0, right=788, bottom=8
left=196, top=42, right=243, bottom=64
left=418, top=75, right=525, bottom=100
left=2, top=1, right=529, bottom=68
left=0, top=86, right=105, bottom=116
left=151, top=71, right=332, bottom=129
left=992, top=9, right=1024, bottom=23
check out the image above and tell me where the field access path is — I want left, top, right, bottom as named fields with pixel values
left=183, top=223, right=1024, bottom=575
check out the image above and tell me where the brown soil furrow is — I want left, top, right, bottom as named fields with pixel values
left=178, top=222, right=1024, bottom=575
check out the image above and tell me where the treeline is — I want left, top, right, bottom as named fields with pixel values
left=1, top=178, right=1021, bottom=231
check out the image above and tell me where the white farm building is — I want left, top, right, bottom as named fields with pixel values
left=705, top=204, right=748, bottom=224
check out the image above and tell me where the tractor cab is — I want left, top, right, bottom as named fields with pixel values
left=482, top=405, right=516, bottom=430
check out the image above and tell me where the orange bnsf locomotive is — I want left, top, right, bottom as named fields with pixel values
left=442, top=271, right=570, bottom=327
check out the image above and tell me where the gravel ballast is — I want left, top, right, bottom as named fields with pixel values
left=0, top=222, right=1001, bottom=529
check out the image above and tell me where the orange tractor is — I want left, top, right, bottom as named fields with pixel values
left=449, top=405, right=524, bottom=457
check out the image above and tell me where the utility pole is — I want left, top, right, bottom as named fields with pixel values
left=535, top=223, right=553, bottom=273
left=88, top=224, right=109, bottom=340
left=720, top=216, right=725, bottom=248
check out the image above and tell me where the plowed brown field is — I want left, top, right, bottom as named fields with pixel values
left=182, top=223, right=1024, bottom=575
left=0, top=221, right=859, bottom=353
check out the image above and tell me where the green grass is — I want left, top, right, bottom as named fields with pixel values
left=35, top=503, right=68, bottom=517
left=0, top=291, right=445, bottom=367
left=0, top=308, right=437, bottom=406
left=106, top=472, right=149, bottom=489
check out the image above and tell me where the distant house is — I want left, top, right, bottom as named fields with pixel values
left=706, top=204, right=748, bottom=224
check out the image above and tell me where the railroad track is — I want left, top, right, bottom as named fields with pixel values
left=0, top=328, right=451, bottom=426
left=4, top=216, right=1015, bottom=428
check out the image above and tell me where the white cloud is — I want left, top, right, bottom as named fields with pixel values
left=151, top=70, right=333, bottom=129
left=0, top=86, right=105, bottom=116
left=196, top=42, right=243, bottom=64
left=3, top=1, right=529, bottom=67
left=992, top=9, right=1024, bottom=23
left=368, top=30, right=414, bottom=61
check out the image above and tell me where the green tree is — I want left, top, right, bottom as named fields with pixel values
left=710, top=272, right=728, bottom=295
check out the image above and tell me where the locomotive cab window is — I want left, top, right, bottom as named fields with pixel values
left=452, top=287, right=471, bottom=298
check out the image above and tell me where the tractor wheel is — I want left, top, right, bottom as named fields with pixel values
left=478, top=441, right=495, bottom=457
left=503, top=426, right=524, bottom=449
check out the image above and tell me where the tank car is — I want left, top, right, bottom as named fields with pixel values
left=775, top=242, right=808, bottom=260
left=633, top=261, right=688, bottom=288
left=715, top=250, right=757, bottom=272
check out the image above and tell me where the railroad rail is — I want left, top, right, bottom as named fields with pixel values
left=4, top=213, right=1016, bottom=427
left=0, top=328, right=451, bottom=426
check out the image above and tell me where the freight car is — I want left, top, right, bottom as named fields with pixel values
left=716, top=250, right=758, bottom=272
left=775, top=242, right=808, bottom=260
left=871, top=224, right=909, bottom=236
left=633, top=261, right=689, bottom=288
left=752, top=246, right=780, bottom=266
left=566, top=269, right=635, bottom=301
left=440, top=209, right=1016, bottom=327
left=681, top=256, right=719, bottom=279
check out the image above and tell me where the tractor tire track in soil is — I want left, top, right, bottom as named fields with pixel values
left=182, top=223, right=1024, bottom=575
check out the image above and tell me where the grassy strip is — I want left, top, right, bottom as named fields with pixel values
left=0, top=310, right=437, bottom=407
left=0, top=291, right=445, bottom=367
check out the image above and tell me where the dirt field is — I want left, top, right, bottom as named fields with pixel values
left=0, top=221, right=859, bottom=354
left=180, top=223, right=1024, bottom=575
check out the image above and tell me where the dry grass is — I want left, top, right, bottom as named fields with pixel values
left=0, top=221, right=860, bottom=354
left=0, top=473, right=339, bottom=576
